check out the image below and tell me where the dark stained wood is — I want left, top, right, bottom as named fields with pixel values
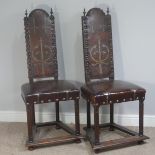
left=94, top=105, right=100, bottom=145
left=109, top=104, right=114, bottom=131
left=87, top=100, right=91, bottom=128
left=81, top=7, right=149, bottom=153
left=139, top=99, right=144, bottom=136
left=27, top=135, right=82, bottom=149
left=74, top=99, right=80, bottom=135
left=84, top=124, right=149, bottom=152
left=112, top=123, right=138, bottom=136
left=36, top=121, right=57, bottom=128
left=22, top=8, right=82, bottom=150
left=93, top=135, right=149, bottom=151
left=57, top=121, right=76, bottom=135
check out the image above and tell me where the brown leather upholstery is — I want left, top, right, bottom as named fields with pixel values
left=21, top=9, right=81, bottom=150
left=22, top=80, right=79, bottom=103
left=82, top=8, right=114, bottom=82
left=24, top=9, right=58, bottom=81
left=81, top=80, right=145, bottom=104
left=81, top=8, right=148, bottom=152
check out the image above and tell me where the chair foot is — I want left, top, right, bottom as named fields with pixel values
left=74, top=139, right=81, bottom=143
left=28, top=146, right=35, bottom=151
left=138, top=140, right=144, bottom=144
left=94, top=149, right=100, bottom=154
left=55, top=125, right=61, bottom=129
left=109, top=126, right=115, bottom=131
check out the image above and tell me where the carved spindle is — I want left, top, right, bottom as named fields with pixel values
left=83, top=8, right=86, bottom=16
left=107, top=8, right=109, bottom=15
left=25, top=10, right=28, bottom=17
left=50, top=8, right=53, bottom=16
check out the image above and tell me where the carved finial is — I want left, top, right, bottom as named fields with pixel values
left=25, top=10, right=28, bottom=17
left=83, top=8, right=86, bottom=16
left=50, top=8, right=53, bottom=16
left=107, top=8, right=109, bottom=14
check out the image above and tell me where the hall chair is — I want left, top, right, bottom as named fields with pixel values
left=21, top=9, right=81, bottom=150
left=81, top=8, right=149, bottom=152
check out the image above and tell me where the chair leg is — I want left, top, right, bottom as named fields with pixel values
left=94, top=104, right=100, bottom=145
left=139, top=99, right=144, bottom=136
left=26, top=103, right=34, bottom=143
left=55, top=101, right=60, bottom=129
left=87, top=100, right=91, bottom=128
left=109, top=103, right=114, bottom=131
left=74, top=99, right=80, bottom=135
left=32, top=104, right=35, bottom=126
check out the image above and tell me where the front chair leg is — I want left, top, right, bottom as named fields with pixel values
left=94, top=104, right=100, bottom=145
left=74, top=99, right=80, bottom=136
left=109, top=103, right=114, bottom=131
left=55, top=101, right=60, bottom=129
left=87, top=100, right=91, bottom=128
left=139, top=98, right=144, bottom=136
left=26, top=103, right=34, bottom=143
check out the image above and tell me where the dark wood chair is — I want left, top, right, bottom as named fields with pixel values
left=81, top=8, right=149, bottom=152
left=21, top=9, right=81, bottom=150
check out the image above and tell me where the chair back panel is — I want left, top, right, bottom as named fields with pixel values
left=24, top=9, right=58, bottom=82
left=82, top=8, right=114, bottom=82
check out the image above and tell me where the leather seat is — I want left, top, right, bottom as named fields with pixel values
left=81, top=7, right=149, bottom=153
left=81, top=80, right=145, bottom=104
left=21, top=9, right=81, bottom=150
left=22, top=80, right=79, bottom=103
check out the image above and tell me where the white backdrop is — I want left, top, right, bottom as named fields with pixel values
left=0, top=0, right=155, bottom=124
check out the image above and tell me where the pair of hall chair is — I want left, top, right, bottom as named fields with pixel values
left=21, top=8, right=149, bottom=153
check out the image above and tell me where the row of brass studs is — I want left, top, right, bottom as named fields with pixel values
left=26, top=96, right=80, bottom=104
left=101, top=96, right=145, bottom=105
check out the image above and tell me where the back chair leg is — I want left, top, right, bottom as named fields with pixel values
left=109, top=103, right=114, bottom=131
left=94, top=104, right=100, bottom=145
left=139, top=99, right=144, bottom=136
left=87, top=100, right=91, bottom=128
left=26, top=103, right=34, bottom=143
left=75, top=99, right=80, bottom=136
left=55, top=101, right=60, bottom=129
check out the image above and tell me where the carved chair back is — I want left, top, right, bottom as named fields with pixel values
left=82, top=8, right=114, bottom=82
left=24, top=9, right=58, bottom=83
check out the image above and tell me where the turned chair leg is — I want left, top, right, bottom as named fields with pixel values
left=87, top=100, right=91, bottom=128
left=26, top=103, right=34, bottom=143
left=94, top=104, right=100, bottom=145
left=55, top=101, right=60, bottom=129
left=75, top=99, right=80, bottom=136
left=139, top=99, right=144, bottom=136
left=109, top=104, right=114, bottom=131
